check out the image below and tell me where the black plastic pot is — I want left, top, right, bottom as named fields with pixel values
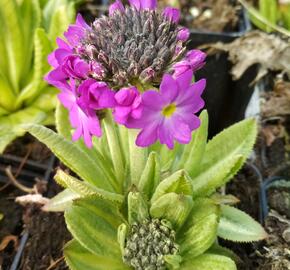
left=7, top=155, right=56, bottom=270
left=0, top=154, right=53, bottom=187
left=260, top=176, right=290, bottom=223
left=187, top=8, right=255, bottom=137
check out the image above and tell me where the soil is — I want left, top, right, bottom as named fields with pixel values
left=0, top=133, right=54, bottom=191
left=19, top=206, right=71, bottom=270
left=0, top=187, right=24, bottom=269
left=78, top=0, right=109, bottom=23
left=256, top=211, right=290, bottom=270
left=268, top=180, right=290, bottom=219
left=178, top=0, right=241, bottom=32
left=0, top=133, right=63, bottom=270
left=224, top=74, right=290, bottom=269
left=16, top=174, right=70, bottom=270
left=223, top=136, right=290, bottom=269
left=223, top=164, right=262, bottom=270
left=4, top=134, right=52, bottom=166
left=226, top=164, right=261, bottom=221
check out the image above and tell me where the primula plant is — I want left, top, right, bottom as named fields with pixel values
left=26, top=111, right=267, bottom=270
left=0, top=0, right=76, bottom=152
left=45, top=0, right=206, bottom=149
left=25, top=0, right=267, bottom=269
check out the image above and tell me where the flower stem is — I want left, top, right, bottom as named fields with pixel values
left=128, top=129, right=147, bottom=187
left=103, top=113, right=125, bottom=193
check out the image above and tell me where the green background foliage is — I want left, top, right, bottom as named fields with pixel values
left=0, top=0, right=77, bottom=153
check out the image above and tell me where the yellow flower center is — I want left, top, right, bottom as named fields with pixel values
left=162, top=103, right=176, bottom=117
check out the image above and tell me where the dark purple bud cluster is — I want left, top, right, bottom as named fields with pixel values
left=79, top=7, right=186, bottom=88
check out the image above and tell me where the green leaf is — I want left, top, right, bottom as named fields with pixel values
left=19, top=0, right=41, bottom=81
left=137, top=152, right=160, bottom=199
left=30, top=86, right=58, bottom=112
left=24, top=124, right=115, bottom=192
left=0, top=132, right=19, bottom=154
left=0, top=16, right=9, bottom=79
left=64, top=239, right=129, bottom=270
left=65, top=196, right=124, bottom=258
left=54, top=170, right=124, bottom=203
left=117, top=224, right=128, bottom=257
left=178, top=110, right=208, bottom=176
left=55, top=105, right=118, bottom=191
left=17, top=27, right=52, bottom=105
left=239, top=0, right=290, bottom=36
left=151, top=170, right=193, bottom=204
left=181, top=253, right=237, bottom=270
left=42, top=188, right=80, bottom=212
left=193, top=155, right=244, bottom=197
left=208, top=242, right=241, bottom=264
left=128, top=191, right=149, bottom=224
left=191, top=118, right=257, bottom=197
left=179, top=199, right=220, bottom=258
left=47, top=3, right=76, bottom=43
left=211, top=194, right=240, bottom=206
left=164, top=254, right=182, bottom=269
left=150, top=193, right=193, bottom=230
left=0, top=71, right=16, bottom=111
left=0, top=0, right=24, bottom=92
left=0, top=106, right=9, bottom=117
left=92, top=133, right=114, bottom=172
left=55, top=101, right=72, bottom=140
left=0, top=107, right=46, bottom=153
left=157, top=142, right=183, bottom=173
left=259, top=0, right=278, bottom=27
left=281, top=6, right=290, bottom=30
left=218, top=205, right=268, bottom=242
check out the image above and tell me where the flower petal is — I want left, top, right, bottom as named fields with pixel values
left=114, top=106, right=132, bottom=124
left=76, top=14, right=90, bottom=29
left=136, top=121, right=160, bottom=147
left=56, top=38, right=71, bottom=50
left=176, top=78, right=206, bottom=107
left=177, top=27, right=190, bottom=41
left=47, top=52, right=58, bottom=68
left=128, top=0, right=141, bottom=9
left=142, top=90, right=164, bottom=110
left=98, top=89, right=116, bottom=108
left=173, top=122, right=192, bottom=145
left=163, top=7, right=180, bottom=23
left=141, top=0, right=157, bottom=9
left=174, top=113, right=201, bottom=133
left=109, top=0, right=125, bottom=15
left=160, top=74, right=178, bottom=103
left=129, top=0, right=157, bottom=10
left=158, top=119, right=175, bottom=149
left=186, top=49, right=206, bottom=73
left=176, top=69, right=193, bottom=91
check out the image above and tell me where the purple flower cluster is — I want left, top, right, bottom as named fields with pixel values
left=45, top=0, right=206, bottom=149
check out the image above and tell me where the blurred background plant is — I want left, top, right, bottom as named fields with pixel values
left=239, top=0, right=290, bottom=36
left=0, top=0, right=79, bottom=153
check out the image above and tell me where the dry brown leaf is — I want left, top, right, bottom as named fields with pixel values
left=262, top=79, right=290, bottom=118
left=205, top=31, right=290, bottom=82
left=261, top=123, right=286, bottom=146
left=190, top=0, right=239, bottom=32
left=0, top=235, right=18, bottom=252
left=15, top=194, right=50, bottom=206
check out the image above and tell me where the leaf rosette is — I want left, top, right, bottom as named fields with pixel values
left=25, top=110, right=267, bottom=270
